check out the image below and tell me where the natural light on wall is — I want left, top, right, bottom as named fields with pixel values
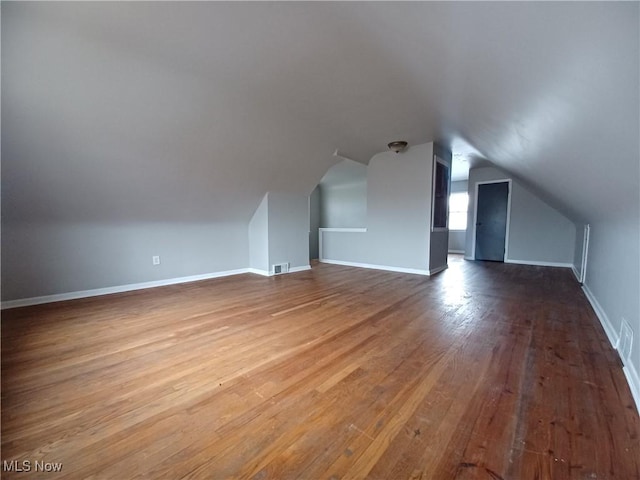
left=449, top=193, right=468, bottom=230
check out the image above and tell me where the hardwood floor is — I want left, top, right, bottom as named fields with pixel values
left=2, top=257, right=639, bottom=479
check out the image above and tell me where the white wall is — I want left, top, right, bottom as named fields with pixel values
left=508, top=186, right=576, bottom=264
left=583, top=220, right=640, bottom=399
left=465, top=166, right=576, bottom=265
left=267, top=191, right=310, bottom=272
left=321, top=142, right=434, bottom=273
left=318, top=159, right=368, bottom=228
left=451, top=180, right=469, bottom=194
left=249, top=194, right=269, bottom=272
left=247, top=191, right=311, bottom=275
left=448, top=232, right=466, bottom=253
left=2, top=190, right=310, bottom=303
left=366, top=143, right=433, bottom=269
left=320, top=181, right=367, bottom=228
left=1, top=221, right=249, bottom=300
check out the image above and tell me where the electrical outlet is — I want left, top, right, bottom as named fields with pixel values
left=152, top=255, right=161, bottom=266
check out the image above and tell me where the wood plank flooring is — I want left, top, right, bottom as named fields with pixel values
left=2, top=256, right=639, bottom=479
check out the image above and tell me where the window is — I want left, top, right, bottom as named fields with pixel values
left=449, top=192, right=468, bottom=230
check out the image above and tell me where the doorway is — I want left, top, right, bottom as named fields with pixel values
left=473, top=180, right=511, bottom=262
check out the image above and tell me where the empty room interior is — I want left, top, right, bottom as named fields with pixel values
left=2, top=2, right=640, bottom=479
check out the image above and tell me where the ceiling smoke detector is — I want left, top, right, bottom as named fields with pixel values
left=387, top=141, right=408, bottom=153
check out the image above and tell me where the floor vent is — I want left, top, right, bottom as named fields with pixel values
left=619, top=318, right=633, bottom=365
left=272, top=263, right=289, bottom=275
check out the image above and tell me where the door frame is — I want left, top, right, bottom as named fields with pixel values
left=471, top=179, right=512, bottom=261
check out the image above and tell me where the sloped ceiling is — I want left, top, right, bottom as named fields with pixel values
left=3, top=2, right=638, bottom=224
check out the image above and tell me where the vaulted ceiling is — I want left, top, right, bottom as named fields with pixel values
left=3, top=2, right=638, bottom=225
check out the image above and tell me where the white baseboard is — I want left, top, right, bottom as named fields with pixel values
left=2, top=263, right=315, bottom=309
left=318, top=228, right=367, bottom=233
left=247, top=268, right=270, bottom=277
left=248, top=265, right=311, bottom=277
left=578, top=285, right=639, bottom=413
left=582, top=285, right=620, bottom=349
left=571, top=265, right=581, bottom=282
left=623, top=363, right=640, bottom=414
left=289, top=265, right=312, bottom=273
left=1, top=268, right=251, bottom=310
left=319, top=258, right=430, bottom=276
left=429, top=264, right=448, bottom=275
left=464, top=256, right=474, bottom=261
left=505, top=259, right=573, bottom=268
left=448, top=250, right=465, bottom=254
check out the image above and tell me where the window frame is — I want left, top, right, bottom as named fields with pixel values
left=431, top=156, right=450, bottom=232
